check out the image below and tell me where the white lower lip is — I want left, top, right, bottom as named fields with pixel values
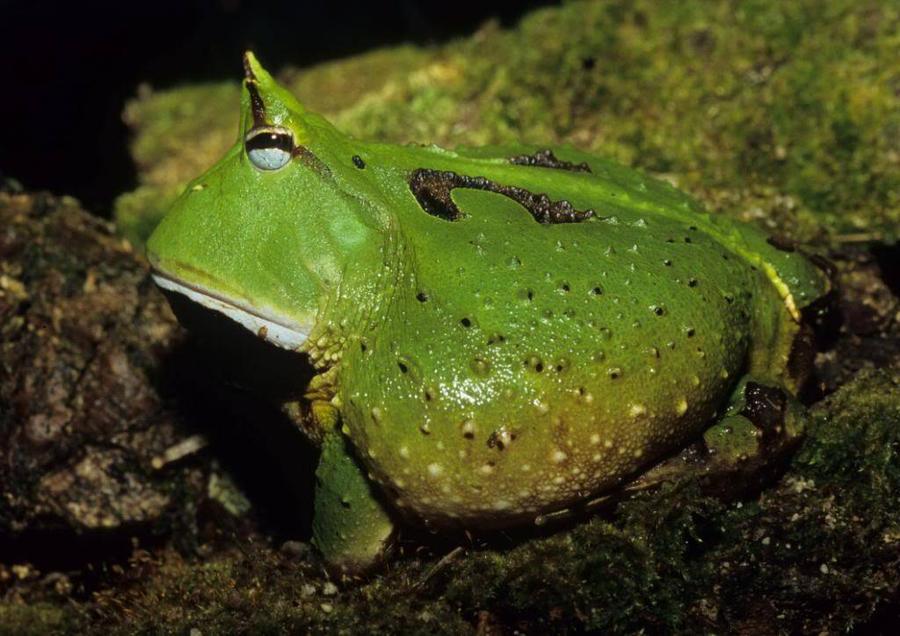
left=152, top=274, right=310, bottom=350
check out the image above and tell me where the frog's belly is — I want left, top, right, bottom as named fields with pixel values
left=343, top=292, right=754, bottom=528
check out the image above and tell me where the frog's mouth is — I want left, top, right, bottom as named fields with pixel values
left=151, top=272, right=311, bottom=350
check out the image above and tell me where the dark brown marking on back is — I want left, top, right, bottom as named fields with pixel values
left=509, top=149, right=592, bottom=173
left=409, top=168, right=595, bottom=224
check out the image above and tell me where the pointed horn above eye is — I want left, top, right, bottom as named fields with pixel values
left=243, top=51, right=258, bottom=83
left=242, top=51, right=268, bottom=129
left=238, top=51, right=308, bottom=137
left=242, top=51, right=277, bottom=88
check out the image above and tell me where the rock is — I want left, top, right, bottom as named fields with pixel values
left=0, top=191, right=194, bottom=539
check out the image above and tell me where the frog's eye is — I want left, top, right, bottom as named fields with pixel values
left=245, top=127, right=294, bottom=171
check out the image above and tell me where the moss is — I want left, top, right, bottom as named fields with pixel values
left=434, top=487, right=721, bottom=633
left=799, top=368, right=900, bottom=501
left=0, top=602, right=70, bottom=636
left=115, top=0, right=900, bottom=246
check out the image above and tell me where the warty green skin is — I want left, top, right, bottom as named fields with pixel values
left=146, top=53, right=830, bottom=570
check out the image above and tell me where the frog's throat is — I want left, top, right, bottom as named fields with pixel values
left=151, top=273, right=310, bottom=350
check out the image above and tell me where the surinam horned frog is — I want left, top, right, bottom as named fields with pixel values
left=147, top=53, right=832, bottom=571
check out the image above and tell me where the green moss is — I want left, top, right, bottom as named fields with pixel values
left=115, top=0, right=900, bottom=245
left=0, top=602, right=70, bottom=636
left=435, top=486, right=721, bottom=633
left=799, top=368, right=900, bottom=522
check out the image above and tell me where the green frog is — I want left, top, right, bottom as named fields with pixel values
left=146, top=52, right=831, bottom=571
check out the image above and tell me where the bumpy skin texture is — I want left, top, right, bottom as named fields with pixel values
left=146, top=54, right=831, bottom=565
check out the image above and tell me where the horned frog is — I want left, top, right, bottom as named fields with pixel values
left=146, top=53, right=831, bottom=571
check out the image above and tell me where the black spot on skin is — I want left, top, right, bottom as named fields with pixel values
left=460, top=317, right=473, bottom=328
left=397, top=360, right=409, bottom=374
left=741, top=382, right=789, bottom=444
left=409, top=168, right=595, bottom=224
left=581, top=56, right=596, bottom=70
left=766, top=235, right=796, bottom=252
left=416, top=291, right=429, bottom=302
left=487, top=429, right=517, bottom=450
left=352, top=155, right=366, bottom=169
left=509, top=149, right=592, bottom=173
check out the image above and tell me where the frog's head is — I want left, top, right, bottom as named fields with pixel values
left=146, top=52, right=378, bottom=350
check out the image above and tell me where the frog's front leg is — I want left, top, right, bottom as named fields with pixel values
left=310, top=402, right=395, bottom=573
left=628, top=377, right=807, bottom=496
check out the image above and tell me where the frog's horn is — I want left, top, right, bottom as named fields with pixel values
left=242, top=50, right=273, bottom=86
left=240, top=51, right=306, bottom=131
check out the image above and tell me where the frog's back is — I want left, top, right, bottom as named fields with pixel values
left=335, top=140, right=830, bottom=527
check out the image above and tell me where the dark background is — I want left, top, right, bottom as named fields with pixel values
left=0, top=0, right=553, bottom=214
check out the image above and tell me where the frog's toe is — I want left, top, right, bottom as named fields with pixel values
left=312, top=431, right=395, bottom=575
left=702, top=379, right=807, bottom=490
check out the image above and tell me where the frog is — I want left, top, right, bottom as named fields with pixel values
left=145, top=52, right=832, bottom=572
